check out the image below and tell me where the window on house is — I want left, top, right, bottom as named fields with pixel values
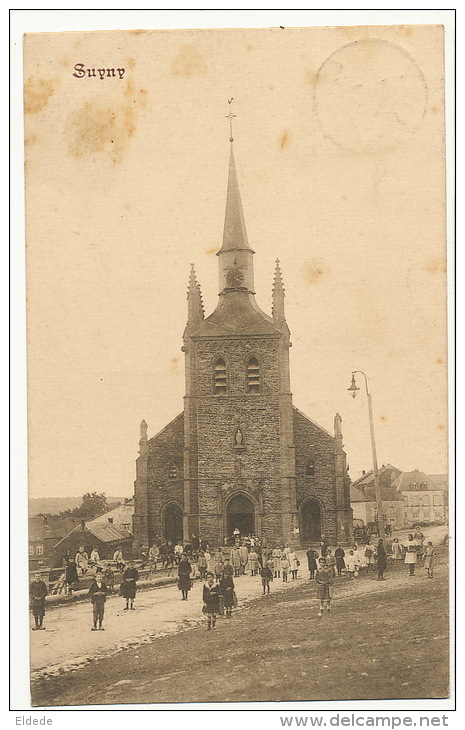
left=423, top=494, right=430, bottom=506
left=213, top=358, right=227, bottom=394
left=168, top=464, right=177, bottom=479
left=29, top=546, right=34, bottom=556
left=36, top=545, right=44, bottom=555
left=305, top=461, right=315, bottom=477
left=246, top=357, right=260, bottom=393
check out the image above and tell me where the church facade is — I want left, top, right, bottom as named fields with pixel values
left=133, top=142, right=352, bottom=551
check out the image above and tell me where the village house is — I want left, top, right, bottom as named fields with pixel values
left=28, top=515, right=80, bottom=570
left=391, top=469, right=448, bottom=526
left=53, top=502, right=134, bottom=563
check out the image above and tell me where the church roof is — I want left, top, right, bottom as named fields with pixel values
left=147, top=412, right=184, bottom=444
left=293, top=406, right=334, bottom=439
left=192, top=292, right=281, bottom=337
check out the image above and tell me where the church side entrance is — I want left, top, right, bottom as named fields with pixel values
left=300, top=498, right=322, bottom=542
left=226, top=494, right=255, bottom=539
left=163, top=503, right=183, bottom=544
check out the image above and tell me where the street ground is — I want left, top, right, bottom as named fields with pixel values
left=31, top=527, right=450, bottom=707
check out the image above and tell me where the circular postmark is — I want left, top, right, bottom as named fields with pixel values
left=313, top=38, right=428, bottom=152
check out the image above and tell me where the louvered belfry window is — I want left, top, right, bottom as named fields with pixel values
left=213, top=358, right=227, bottom=394
left=247, top=357, right=260, bottom=393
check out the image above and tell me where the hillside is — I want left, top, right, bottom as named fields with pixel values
left=28, top=496, right=130, bottom=516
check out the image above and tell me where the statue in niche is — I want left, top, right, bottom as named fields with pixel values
left=234, top=428, right=244, bottom=447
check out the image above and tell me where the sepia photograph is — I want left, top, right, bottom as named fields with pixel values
left=12, top=9, right=454, bottom=715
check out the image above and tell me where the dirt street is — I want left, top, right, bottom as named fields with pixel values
left=31, top=529, right=450, bottom=707
left=30, top=563, right=304, bottom=680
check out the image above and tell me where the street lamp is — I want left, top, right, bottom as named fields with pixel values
left=348, top=371, right=385, bottom=542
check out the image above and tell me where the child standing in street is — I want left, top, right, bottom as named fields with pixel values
left=120, top=561, right=139, bottom=610
left=280, top=555, right=290, bottom=583
left=198, top=550, right=207, bottom=580
left=219, top=572, right=235, bottom=617
left=88, top=570, right=108, bottom=630
left=103, top=564, right=115, bottom=593
left=376, top=539, right=387, bottom=580
left=30, top=573, right=48, bottom=630
left=325, top=549, right=336, bottom=578
left=203, top=572, right=221, bottom=630
left=307, top=549, right=318, bottom=580
left=315, top=557, right=333, bottom=617
left=260, top=561, right=274, bottom=595
left=391, top=537, right=403, bottom=561
left=334, top=546, right=346, bottom=577
left=423, top=541, right=436, bottom=578
left=345, top=549, right=357, bottom=580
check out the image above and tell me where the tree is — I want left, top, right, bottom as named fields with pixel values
left=60, top=492, right=108, bottom=521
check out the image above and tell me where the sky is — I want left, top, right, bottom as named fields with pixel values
left=22, top=22, right=448, bottom=499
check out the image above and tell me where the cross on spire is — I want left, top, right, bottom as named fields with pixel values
left=226, top=98, right=236, bottom=142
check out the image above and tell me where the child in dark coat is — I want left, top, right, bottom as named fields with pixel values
left=203, top=572, right=221, bottom=630
left=88, top=571, right=108, bottom=630
left=30, top=573, right=48, bottom=630
left=177, top=554, right=192, bottom=600
left=260, top=561, right=274, bottom=595
left=219, top=573, right=235, bottom=617
left=307, top=549, right=318, bottom=580
left=120, top=562, right=139, bottom=610
left=315, top=557, right=334, bottom=617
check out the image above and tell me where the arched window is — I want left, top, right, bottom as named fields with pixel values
left=246, top=357, right=260, bottom=393
left=213, top=358, right=227, bottom=394
left=168, top=464, right=177, bottom=479
left=305, top=460, right=316, bottom=477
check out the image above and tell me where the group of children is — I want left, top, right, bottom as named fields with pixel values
left=31, top=531, right=439, bottom=632
left=30, top=561, right=140, bottom=632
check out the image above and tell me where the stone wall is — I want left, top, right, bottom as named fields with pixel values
left=144, top=413, right=185, bottom=545
left=293, top=407, right=339, bottom=544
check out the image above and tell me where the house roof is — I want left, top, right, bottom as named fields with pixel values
left=391, top=470, right=448, bottom=492
left=54, top=521, right=132, bottom=550
left=363, top=484, right=404, bottom=502
left=350, top=486, right=368, bottom=502
left=28, top=516, right=79, bottom=541
left=351, top=463, right=401, bottom=488
left=86, top=522, right=131, bottom=543
left=88, top=502, right=134, bottom=528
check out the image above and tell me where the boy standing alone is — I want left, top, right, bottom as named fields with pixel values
left=88, top=569, right=107, bottom=631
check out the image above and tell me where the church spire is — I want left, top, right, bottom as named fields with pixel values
left=217, top=100, right=255, bottom=296
left=218, top=143, right=253, bottom=255
left=272, top=259, right=286, bottom=323
left=186, top=264, right=204, bottom=325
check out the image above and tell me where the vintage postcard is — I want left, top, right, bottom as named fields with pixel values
left=20, top=17, right=452, bottom=712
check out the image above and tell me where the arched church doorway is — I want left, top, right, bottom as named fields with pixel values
left=300, top=499, right=322, bottom=542
left=226, top=493, right=255, bottom=538
left=163, top=503, right=183, bottom=544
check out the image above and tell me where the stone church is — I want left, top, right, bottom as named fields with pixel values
left=133, top=140, right=352, bottom=551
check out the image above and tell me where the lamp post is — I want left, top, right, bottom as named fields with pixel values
left=348, top=371, right=385, bottom=542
